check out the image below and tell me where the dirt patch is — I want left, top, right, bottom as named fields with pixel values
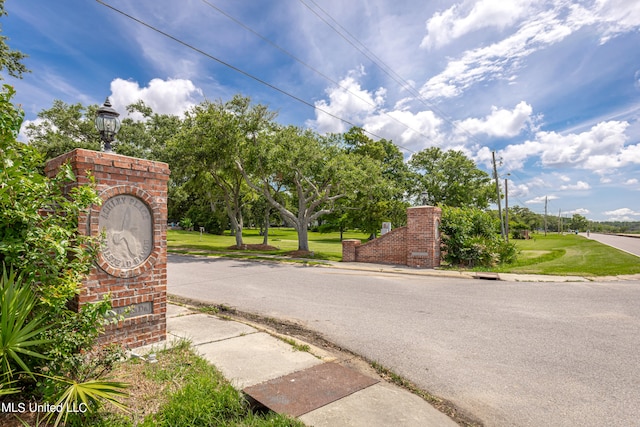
left=284, top=250, right=314, bottom=258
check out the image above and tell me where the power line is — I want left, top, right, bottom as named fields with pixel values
left=300, top=1, right=590, bottom=219
left=197, top=0, right=429, bottom=150
left=297, top=0, right=485, bottom=146
left=95, top=0, right=409, bottom=150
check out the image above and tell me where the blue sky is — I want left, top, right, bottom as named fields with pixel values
left=5, top=0, right=640, bottom=222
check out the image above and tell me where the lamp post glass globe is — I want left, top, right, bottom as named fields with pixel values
left=95, top=97, right=121, bottom=152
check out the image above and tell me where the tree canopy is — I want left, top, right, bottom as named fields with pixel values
left=23, top=92, right=527, bottom=253
left=239, top=125, right=382, bottom=251
left=409, top=147, right=494, bottom=209
left=0, top=1, right=29, bottom=80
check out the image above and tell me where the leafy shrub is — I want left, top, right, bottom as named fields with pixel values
left=179, top=217, right=194, bottom=231
left=1, top=85, right=129, bottom=423
left=0, top=267, right=51, bottom=392
left=441, top=206, right=518, bottom=267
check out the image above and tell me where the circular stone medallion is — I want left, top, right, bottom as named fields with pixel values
left=98, top=194, right=153, bottom=270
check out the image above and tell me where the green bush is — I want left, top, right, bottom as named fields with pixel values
left=0, top=267, right=51, bottom=392
left=0, top=85, right=129, bottom=423
left=441, top=206, right=518, bottom=267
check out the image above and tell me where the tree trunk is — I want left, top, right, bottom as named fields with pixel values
left=297, top=222, right=310, bottom=252
left=227, top=209, right=244, bottom=248
left=263, top=207, right=270, bottom=245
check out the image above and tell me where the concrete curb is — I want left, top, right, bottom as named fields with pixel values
left=136, top=303, right=460, bottom=426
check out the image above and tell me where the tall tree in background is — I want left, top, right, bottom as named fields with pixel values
left=25, top=100, right=101, bottom=159
left=25, top=99, right=180, bottom=161
left=409, top=147, right=494, bottom=208
left=117, top=100, right=181, bottom=161
left=239, top=125, right=380, bottom=252
left=342, top=127, right=412, bottom=237
left=169, top=95, right=276, bottom=247
left=569, top=213, right=589, bottom=232
left=0, top=0, right=28, bottom=80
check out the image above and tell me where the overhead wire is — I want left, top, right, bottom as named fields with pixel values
left=299, top=0, right=573, bottom=213
left=198, top=0, right=427, bottom=152
left=95, top=0, right=405, bottom=149
left=297, top=0, right=484, bottom=146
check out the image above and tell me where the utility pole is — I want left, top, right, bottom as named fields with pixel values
left=544, top=196, right=548, bottom=236
left=504, top=178, right=509, bottom=243
left=558, top=209, right=562, bottom=234
left=492, top=151, right=506, bottom=240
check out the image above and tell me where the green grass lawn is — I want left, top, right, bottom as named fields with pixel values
left=493, top=233, right=640, bottom=276
left=169, top=229, right=640, bottom=276
left=93, top=340, right=303, bottom=427
left=167, top=228, right=369, bottom=261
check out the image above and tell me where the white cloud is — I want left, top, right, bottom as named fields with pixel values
left=419, top=0, right=640, bottom=100
left=493, top=140, right=542, bottom=171
left=420, top=6, right=579, bottom=100
left=626, top=178, right=639, bottom=185
left=17, top=118, right=44, bottom=143
left=526, top=195, right=558, bottom=204
left=560, top=181, right=591, bottom=191
left=309, top=68, right=386, bottom=134
left=596, top=0, right=640, bottom=43
left=362, top=109, right=444, bottom=153
left=109, top=78, right=203, bottom=119
left=308, top=68, right=444, bottom=153
left=493, top=121, right=637, bottom=174
left=421, top=0, right=535, bottom=49
left=507, top=181, right=530, bottom=198
left=603, top=207, right=640, bottom=221
left=604, top=207, right=640, bottom=216
left=566, top=208, right=591, bottom=215
left=455, top=101, right=534, bottom=139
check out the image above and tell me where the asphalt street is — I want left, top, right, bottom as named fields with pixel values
left=168, top=255, right=640, bottom=427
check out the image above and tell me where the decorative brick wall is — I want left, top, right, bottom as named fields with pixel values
left=45, top=148, right=170, bottom=348
left=342, top=206, right=442, bottom=268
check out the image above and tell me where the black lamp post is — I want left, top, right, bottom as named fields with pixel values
left=95, top=97, right=121, bottom=152
left=421, top=191, right=429, bottom=206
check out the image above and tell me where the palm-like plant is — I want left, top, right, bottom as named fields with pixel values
left=0, top=267, right=51, bottom=390
left=47, top=377, right=129, bottom=427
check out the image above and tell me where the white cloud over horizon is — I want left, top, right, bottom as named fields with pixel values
left=110, top=78, right=203, bottom=120
left=526, top=195, right=559, bottom=204
left=455, top=101, right=536, bottom=139
left=603, top=207, right=640, bottom=221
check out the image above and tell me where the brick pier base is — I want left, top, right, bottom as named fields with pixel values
left=45, top=149, right=170, bottom=348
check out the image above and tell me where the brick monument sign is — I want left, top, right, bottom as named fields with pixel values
left=342, top=206, right=442, bottom=268
left=45, top=148, right=170, bottom=348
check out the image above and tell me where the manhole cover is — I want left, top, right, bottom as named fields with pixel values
left=243, top=362, right=379, bottom=417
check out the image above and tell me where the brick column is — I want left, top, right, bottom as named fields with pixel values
left=342, top=239, right=361, bottom=262
left=45, top=148, right=170, bottom=348
left=406, top=206, right=442, bottom=268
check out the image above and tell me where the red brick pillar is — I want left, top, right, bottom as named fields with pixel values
left=342, top=239, right=361, bottom=262
left=406, top=206, right=442, bottom=268
left=45, top=148, right=170, bottom=348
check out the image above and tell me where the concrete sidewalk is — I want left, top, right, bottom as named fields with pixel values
left=137, top=303, right=458, bottom=427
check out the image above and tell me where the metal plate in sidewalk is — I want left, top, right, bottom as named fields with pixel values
left=243, top=362, right=379, bottom=417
